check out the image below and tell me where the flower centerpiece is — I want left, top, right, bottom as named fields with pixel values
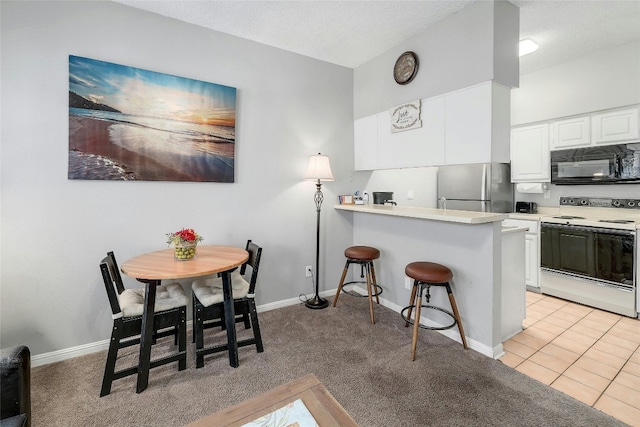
left=166, top=228, right=203, bottom=261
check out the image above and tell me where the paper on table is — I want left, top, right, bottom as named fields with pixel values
left=241, top=398, right=318, bottom=427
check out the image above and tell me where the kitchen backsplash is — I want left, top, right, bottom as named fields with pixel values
left=515, top=182, right=640, bottom=208
left=358, top=165, right=639, bottom=210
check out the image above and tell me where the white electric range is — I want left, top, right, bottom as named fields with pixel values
left=537, top=197, right=639, bottom=317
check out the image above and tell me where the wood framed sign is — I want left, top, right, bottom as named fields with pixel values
left=390, top=101, right=421, bottom=133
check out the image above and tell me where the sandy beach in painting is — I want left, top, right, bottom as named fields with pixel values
left=68, top=115, right=235, bottom=182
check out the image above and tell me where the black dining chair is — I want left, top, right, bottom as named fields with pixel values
left=99, top=251, right=187, bottom=396
left=191, top=240, right=263, bottom=368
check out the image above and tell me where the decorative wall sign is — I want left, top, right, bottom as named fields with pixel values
left=390, top=101, right=422, bottom=133
left=68, top=55, right=237, bottom=182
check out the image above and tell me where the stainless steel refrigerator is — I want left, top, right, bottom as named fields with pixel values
left=436, top=163, right=513, bottom=213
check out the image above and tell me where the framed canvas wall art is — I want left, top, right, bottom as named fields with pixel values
left=68, top=55, right=237, bottom=182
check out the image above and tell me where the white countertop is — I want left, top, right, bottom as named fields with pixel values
left=509, top=208, right=640, bottom=230
left=334, top=204, right=507, bottom=224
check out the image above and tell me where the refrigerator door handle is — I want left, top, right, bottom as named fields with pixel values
left=481, top=163, right=488, bottom=204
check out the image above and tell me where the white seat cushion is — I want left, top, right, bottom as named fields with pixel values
left=118, top=282, right=188, bottom=318
left=192, top=271, right=250, bottom=308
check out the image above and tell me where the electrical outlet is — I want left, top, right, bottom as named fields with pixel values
left=404, top=276, right=412, bottom=290
left=305, top=265, right=312, bottom=277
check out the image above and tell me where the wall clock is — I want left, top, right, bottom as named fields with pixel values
left=393, top=51, right=419, bottom=85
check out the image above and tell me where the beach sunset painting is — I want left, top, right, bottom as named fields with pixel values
left=69, top=55, right=236, bottom=182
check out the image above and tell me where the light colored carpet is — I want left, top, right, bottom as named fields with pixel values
left=31, top=295, right=626, bottom=426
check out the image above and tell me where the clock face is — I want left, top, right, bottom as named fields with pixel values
left=393, top=51, right=419, bottom=85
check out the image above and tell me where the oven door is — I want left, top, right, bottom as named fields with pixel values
left=541, top=223, right=635, bottom=290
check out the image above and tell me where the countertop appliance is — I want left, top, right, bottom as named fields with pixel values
left=516, top=201, right=537, bottom=214
left=551, top=142, right=640, bottom=185
left=539, top=197, right=638, bottom=317
left=372, top=192, right=394, bottom=205
left=437, top=163, right=513, bottom=213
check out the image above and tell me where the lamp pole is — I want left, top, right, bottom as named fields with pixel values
left=305, top=179, right=329, bottom=309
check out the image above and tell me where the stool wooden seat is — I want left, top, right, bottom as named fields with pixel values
left=402, top=261, right=468, bottom=360
left=332, top=246, right=382, bottom=324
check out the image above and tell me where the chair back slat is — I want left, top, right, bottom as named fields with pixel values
left=106, top=251, right=125, bottom=295
left=100, top=256, right=122, bottom=315
left=241, top=240, right=262, bottom=294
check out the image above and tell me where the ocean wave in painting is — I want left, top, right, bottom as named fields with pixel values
left=69, top=108, right=234, bottom=182
left=68, top=149, right=137, bottom=180
left=70, top=108, right=235, bottom=144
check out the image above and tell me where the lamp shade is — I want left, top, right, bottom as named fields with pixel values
left=303, top=153, right=334, bottom=181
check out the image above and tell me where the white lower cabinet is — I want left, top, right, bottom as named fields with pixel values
left=503, top=218, right=540, bottom=289
left=501, top=227, right=526, bottom=341
left=524, top=233, right=539, bottom=289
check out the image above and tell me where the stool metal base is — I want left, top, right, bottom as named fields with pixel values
left=333, top=258, right=381, bottom=324
left=340, top=280, right=383, bottom=298
left=400, top=305, right=456, bottom=330
left=404, top=278, right=468, bottom=360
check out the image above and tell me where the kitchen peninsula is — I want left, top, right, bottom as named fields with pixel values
left=335, top=204, right=524, bottom=359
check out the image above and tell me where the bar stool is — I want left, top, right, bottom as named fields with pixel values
left=401, top=261, right=468, bottom=360
left=332, top=245, right=383, bottom=324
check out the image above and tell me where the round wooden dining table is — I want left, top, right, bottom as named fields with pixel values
left=121, top=245, right=249, bottom=393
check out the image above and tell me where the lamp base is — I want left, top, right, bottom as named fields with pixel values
left=305, top=295, right=329, bottom=309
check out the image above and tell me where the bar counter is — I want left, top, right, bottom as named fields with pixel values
left=334, top=204, right=524, bottom=359
left=334, top=204, right=508, bottom=224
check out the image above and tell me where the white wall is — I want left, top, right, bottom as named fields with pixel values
left=354, top=0, right=519, bottom=119
left=351, top=1, right=519, bottom=211
left=511, top=40, right=640, bottom=126
left=511, top=40, right=640, bottom=206
left=0, top=1, right=354, bottom=355
left=358, top=167, right=439, bottom=208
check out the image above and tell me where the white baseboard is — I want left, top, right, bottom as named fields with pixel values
left=31, top=287, right=500, bottom=367
left=32, top=290, right=336, bottom=367
left=32, top=339, right=111, bottom=367
left=347, top=285, right=500, bottom=359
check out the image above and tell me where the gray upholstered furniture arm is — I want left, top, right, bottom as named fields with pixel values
left=0, top=346, right=31, bottom=427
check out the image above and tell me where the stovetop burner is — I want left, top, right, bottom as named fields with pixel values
left=553, top=215, right=586, bottom=220
left=598, top=219, right=635, bottom=224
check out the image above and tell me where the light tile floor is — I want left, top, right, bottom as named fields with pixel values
left=499, top=291, right=640, bottom=427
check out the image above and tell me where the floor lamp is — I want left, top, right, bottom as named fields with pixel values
left=303, top=153, right=334, bottom=309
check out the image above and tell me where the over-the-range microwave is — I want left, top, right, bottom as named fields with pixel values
left=551, top=142, right=640, bottom=185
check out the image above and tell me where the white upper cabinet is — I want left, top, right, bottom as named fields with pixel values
left=354, top=115, right=378, bottom=171
left=510, top=123, right=550, bottom=182
left=376, top=96, right=446, bottom=169
left=591, top=107, right=640, bottom=145
left=550, top=116, right=590, bottom=150
left=445, top=82, right=510, bottom=165
left=353, top=81, right=509, bottom=170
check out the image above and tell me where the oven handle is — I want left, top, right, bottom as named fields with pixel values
left=541, top=222, right=636, bottom=236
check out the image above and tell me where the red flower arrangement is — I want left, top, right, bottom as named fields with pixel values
left=166, top=228, right=204, bottom=246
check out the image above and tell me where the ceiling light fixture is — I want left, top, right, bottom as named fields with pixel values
left=519, top=38, right=539, bottom=57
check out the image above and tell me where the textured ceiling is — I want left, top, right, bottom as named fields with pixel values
left=114, top=0, right=640, bottom=75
